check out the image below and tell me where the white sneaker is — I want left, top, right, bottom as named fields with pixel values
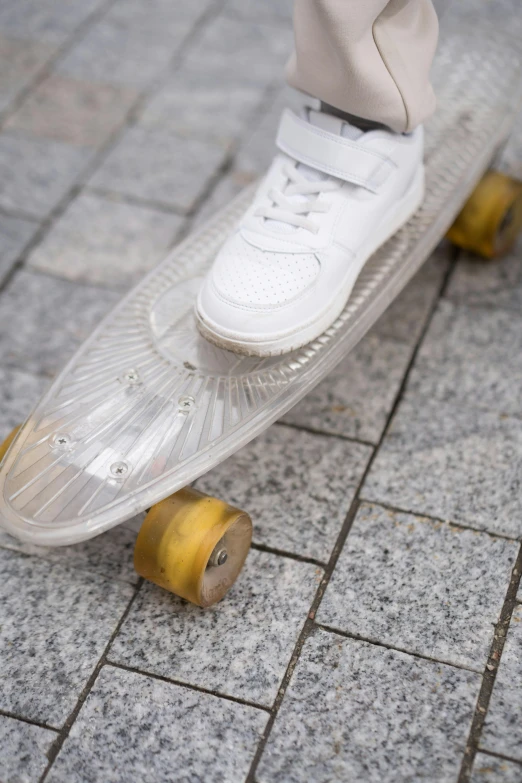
left=196, top=106, right=425, bottom=356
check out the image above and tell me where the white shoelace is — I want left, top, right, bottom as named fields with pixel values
left=254, top=162, right=341, bottom=234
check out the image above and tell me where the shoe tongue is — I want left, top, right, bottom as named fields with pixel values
left=264, top=109, right=364, bottom=234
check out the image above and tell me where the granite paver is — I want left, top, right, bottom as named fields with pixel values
left=224, top=0, right=293, bottom=21
left=0, top=270, right=119, bottom=377
left=257, top=628, right=481, bottom=783
left=481, top=604, right=522, bottom=762
left=109, top=548, right=322, bottom=706
left=0, top=0, right=106, bottom=45
left=138, top=17, right=293, bottom=146
left=471, top=753, right=522, bottom=783
left=47, top=665, right=268, bottom=783
left=57, top=0, right=212, bottom=90
left=196, top=424, right=372, bottom=562
left=4, top=73, right=137, bottom=147
left=0, top=366, right=48, bottom=439
left=318, top=503, right=517, bottom=670
left=0, top=133, right=92, bottom=219
left=0, top=211, right=38, bottom=285
left=0, top=35, right=55, bottom=114
left=0, top=714, right=57, bottom=783
left=88, top=127, right=227, bottom=213
left=363, top=396, right=522, bottom=539
left=282, top=332, right=412, bottom=443
left=27, top=192, right=183, bottom=289
left=0, top=547, right=134, bottom=726
left=282, top=250, right=449, bottom=444
left=447, top=242, right=522, bottom=313
left=0, top=516, right=141, bottom=585
left=407, top=299, right=522, bottom=417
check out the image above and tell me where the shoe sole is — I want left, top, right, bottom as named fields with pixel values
left=196, top=166, right=426, bottom=357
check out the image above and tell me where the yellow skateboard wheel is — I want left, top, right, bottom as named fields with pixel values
left=447, top=171, right=522, bottom=258
left=0, top=426, right=20, bottom=465
left=134, top=487, right=252, bottom=607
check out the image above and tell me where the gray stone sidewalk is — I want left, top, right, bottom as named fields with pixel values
left=1, top=0, right=522, bottom=781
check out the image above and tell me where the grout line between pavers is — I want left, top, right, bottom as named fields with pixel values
left=0, top=0, right=120, bottom=129
left=472, top=747, right=522, bottom=769
left=359, top=498, right=522, bottom=543
left=0, top=540, right=140, bottom=587
left=315, top=622, right=483, bottom=675
left=84, top=185, right=190, bottom=217
left=179, top=77, right=283, bottom=239
left=244, top=242, right=460, bottom=782
left=277, top=419, right=377, bottom=449
left=221, top=10, right=293, bottom=28
left=457, top=542, right=522, bottom=783
left=104, top=660, right=273, bottom=714
left=250, top=541, right=327, bottom=568
left=38, top=578, right=144, bottom=782
left=0, top=708, right=59, bottom=734
left=0, top=0, right=227, bottom=300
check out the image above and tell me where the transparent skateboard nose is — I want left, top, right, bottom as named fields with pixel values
left=0, top=17, right=521, bottom=545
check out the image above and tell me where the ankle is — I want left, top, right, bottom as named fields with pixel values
left=319, top=102, right=390, bottom=133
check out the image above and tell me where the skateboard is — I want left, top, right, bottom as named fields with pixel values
left=1, top=17, right=522, bottom=607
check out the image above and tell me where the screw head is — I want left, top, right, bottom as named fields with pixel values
left=110, top=461, right=129, bottom=478
left=121, top=368, right=140, bottom=386
left=178, top=395, right=195, bottom=411
left=50, top=433, right=73, bottom=450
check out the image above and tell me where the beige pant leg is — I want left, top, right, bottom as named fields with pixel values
left=287, top=0, right=439, bottom=133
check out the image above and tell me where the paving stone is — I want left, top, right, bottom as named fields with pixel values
left=138, top=18, right=293, bottom=145
left=0, top=270, right=119, bottom=377
left=192, top=87, right=302, bottom=224
left=0, top=0, right=105, bottom=45
left=89, top=127, right=227, bottom=213
left=233, top=85, right=304, bottom=175
left=471, top=753, right=522, bottom=783
left=110, top=548, right=322, bottom=706
left=447, top=242, right=522, bottom=313
left=481, top=604, right=522, bottom=761
left=374, top=246, right=449, bottom=344
left=407, top=300, right=522, bottom=417
left=5, top=73, right=137, bottom=147
left=58, top=0, right=211, bottom=89
left=196, top=424, right=372, bottom=562
left=0, top=714, right=57, bottom=783
left=225, top=0, right=293, bottom=21
left=0, top=212, right=38, bottom=285
left=257, top=628, right=480, bottom=783
left=282, top=332, right=412, bottom=444
left=0, top=35, right=55, bottom=114
left=283, top=251, right=449, bottom=446
left=0, top=516, right=141, bottom=585
left=0, top=548, right=134, bottom=726
left=318, top=503, right=517, bottom=670
left=0, top=366, right=49, bottom=440
left=28, top=192, right=182, bottom=289
left=362, top=396, right=522, bottom=539
left=0, top=133, right=91, bottom=219
left=193, top=170, right=253, bottom=226
left=47, top=665, right=267, bottom=783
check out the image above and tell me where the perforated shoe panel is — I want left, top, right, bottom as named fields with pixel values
left=211, top=233, right=320, bottom=307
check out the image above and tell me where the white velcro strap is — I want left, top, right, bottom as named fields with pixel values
left=276, top=109, right=395, bottom=192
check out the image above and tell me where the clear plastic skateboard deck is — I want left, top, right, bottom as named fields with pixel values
left=1, top=19, right=521, bottom=546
